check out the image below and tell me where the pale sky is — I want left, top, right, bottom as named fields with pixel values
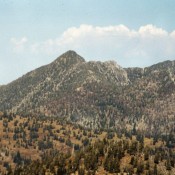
left=1, top=0, right=175, bottom=84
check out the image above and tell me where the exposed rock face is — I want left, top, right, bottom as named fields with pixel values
left=0, top=51, right=174, bottom=136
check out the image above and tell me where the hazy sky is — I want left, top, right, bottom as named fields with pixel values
left=1, top=0, right=175, bottom=84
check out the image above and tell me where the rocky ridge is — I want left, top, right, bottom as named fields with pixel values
left=0, top=51, right=174, bottom=138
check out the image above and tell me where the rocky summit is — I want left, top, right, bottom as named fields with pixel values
left=0, top=51, right=174, bottom=137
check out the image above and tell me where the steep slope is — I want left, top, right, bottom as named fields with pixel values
left=0, top=51, right=174, bottom=138
left=0, top=51, right=129, bottom=119
left=124, top=60, right=175, bottom=136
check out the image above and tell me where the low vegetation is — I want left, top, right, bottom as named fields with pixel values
left=0, top=112, right=174, bottom=175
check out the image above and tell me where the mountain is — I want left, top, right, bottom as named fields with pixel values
left=0, top=51, right=174, bottom=137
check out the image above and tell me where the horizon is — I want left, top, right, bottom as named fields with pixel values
left=1, top=0, right=175, bottom=84
left=1, top=49, right=174, bottom=86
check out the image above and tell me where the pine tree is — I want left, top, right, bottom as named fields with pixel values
left=166, top=158, right=171, bottom=171
left=154, top=164, right=158, bottom=175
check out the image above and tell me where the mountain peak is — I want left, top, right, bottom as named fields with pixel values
left=0, top=52, right=174, bottom=137
left=62, top=50, right=80, bottom=57
left=54, top=50, right=85, bottom=66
